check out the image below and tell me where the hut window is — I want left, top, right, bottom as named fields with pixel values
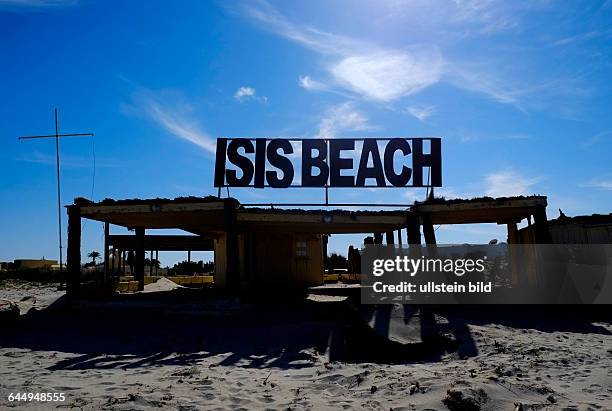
left=296, top=241, right=308, bottom=257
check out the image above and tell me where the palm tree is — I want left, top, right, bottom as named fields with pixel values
left=88, top=251, right=101, bottom=266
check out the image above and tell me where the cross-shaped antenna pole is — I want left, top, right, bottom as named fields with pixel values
left=18, top=108, right=94, bottom=281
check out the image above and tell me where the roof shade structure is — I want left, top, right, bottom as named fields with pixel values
left=74, top=197, right=413, bottom=235
left=410, top=196, right=548, bottom=225
left=66, top=195, right=551, bottom=295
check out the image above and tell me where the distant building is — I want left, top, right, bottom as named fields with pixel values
left=13, top=258, right=57, bottom=271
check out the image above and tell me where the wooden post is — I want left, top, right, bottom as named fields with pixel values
left=385, top=231, right=394, bottom=245
left=422, top=214, right=436, bottom=245
left=155, top=250, right=159, bottom=276
left=406, top=214, right=422, bottom=258
left=406, top=215, right=421, bottom=245
left=533, top=206, right=552, bottom=244
left=373, top=232, right=383, bottom=244
left=507, top=222, right=520, bottom=286
left=187, top=250, right=191, bottom=263
left=103, top=222, right=110, bottom=284
left=149, top=249, right=154, bottom=276
left=397, top=229, right=402, bottom=246
left=224, top=201, right=240, bottom=292
left=111, top=247, right=115, bottom=273
left=322, top=234, right=328, bottom=270
left=135, top=227, right=145, bottom=291
left=66, top=205, right=81, bottom=295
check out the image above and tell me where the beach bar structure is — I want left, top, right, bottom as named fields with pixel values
left=65, top=195, right=551, bottom=295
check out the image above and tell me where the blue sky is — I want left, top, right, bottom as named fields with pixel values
left=1, top=0, right=611, bottom=265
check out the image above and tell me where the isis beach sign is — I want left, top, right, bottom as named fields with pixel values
left=214, top=137, right=442, bottom=189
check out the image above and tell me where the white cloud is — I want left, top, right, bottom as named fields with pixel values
left=234, top=86, right=255, bottom=101
left=331, top=50, right=443, bottom=102
left=122, top=88, right=216, bottom=154
left=317, top=102, right=375, bottom=138
left=240, top=2, right=442, bottom=103
left=233, top=86, right=267, bottom=103
left=298, top=75, right=327, bottom=91
left=484, top=170, right=539, bottom=197
left=406, top=104, right=437, bottom=121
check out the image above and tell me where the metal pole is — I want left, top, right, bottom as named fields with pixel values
left=54, top=108, right=63, bottom=277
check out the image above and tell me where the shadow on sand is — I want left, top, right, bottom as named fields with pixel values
left=1, top=288, right=610, bottom=372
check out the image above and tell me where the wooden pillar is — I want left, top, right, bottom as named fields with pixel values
left=322, top=234, right=329, bottom=269
left=397, top=229, right=402, bottom=246
left=103, top=222, right=110, bottom=284
left=111, top=247, right=115, bottom=273
left=422, top=214, right=436, bottom=245
left=406, top=214, right=422, bottom=258
left=533, top=206, right=552, bottom=244
left=507, top=222, right=520, bottom=285
left=187, top=250, right=191, bottom=263
left=149, top=250, right=154, bottom=276
left=385, top=231, right=394, bottom=245
left=507, top=222, right=518, bottom=244
left=66, top=205, right=81, bottom=295
left=224, top=201, right=240, bottom=292
left=135, top=228, right=145, bottom=291
left=406, top=216, right=421, bottom=244
left=155, top=250, right=159, bottom=275
left=373, top=232, right=383, bottom=244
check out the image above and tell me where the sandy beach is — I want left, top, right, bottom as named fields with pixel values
left=1, top=280, right=611, bottom=410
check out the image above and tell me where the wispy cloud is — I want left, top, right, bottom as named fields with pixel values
left=234, top=86, right=267, bottom=103
left=239, top=1, right=443, bottom=103
left=317, top=102, right=375, bottom=138
left=485, top=169, right=539, bottom=197
left=585, top=179, right=612, bottom=191
left=406, top=104, right=437, bottom=121
left=582, top=130, right=612, bottom=147
left=238, top=1, right=584, bottom=112
left=18, top=151, right=118, bottom=168
left=0, top=0, right=76, bottom=11
left=122, top=88, right=216, bottom=154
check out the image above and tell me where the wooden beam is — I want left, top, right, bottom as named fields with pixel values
left=79, top=201, right=226, bottom=216
left=108, top=234, right=214, bottom=251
